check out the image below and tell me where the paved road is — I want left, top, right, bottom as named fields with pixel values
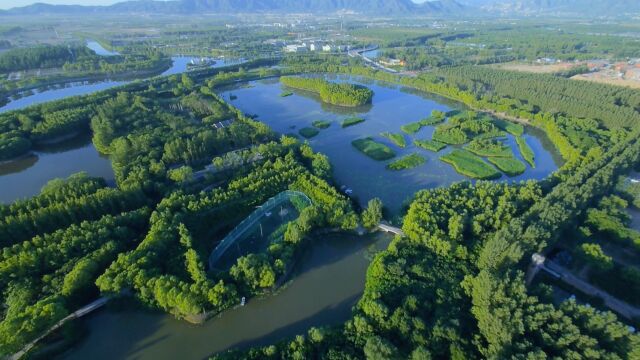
left=529, top=254, right=640, bottom=320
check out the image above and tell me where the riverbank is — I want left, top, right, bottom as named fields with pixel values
left=1, top=59, right=173, bottom=104
left=59, top=232, right=393, bottom=360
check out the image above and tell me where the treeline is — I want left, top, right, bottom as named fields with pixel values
left=0, top=45, right=95, bottom=72
left=280, top=76, right=373, bottom=107
left=89, top=86, right=271, bottom=188
left=467, top=128, right=640, bottom=358
left=430, top=66, right=640, bottom=131
left=0, top=208, right=150, bottom=354
left=0, top=184, right=149, bottom=248
left=213, top=130, right=640, bottom=360
left=278, top=58, right=626, bottom=166
left=0, top=90, right=113, bottom=161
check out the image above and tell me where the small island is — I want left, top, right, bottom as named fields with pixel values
left=280, top=76, right=373, bottom=107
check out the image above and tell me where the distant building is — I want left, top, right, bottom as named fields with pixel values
left=322, top=44, right=333, bottom=52
left=309, top=43, right=321, bottom=51
left=284, top=45, right=308, bottom=53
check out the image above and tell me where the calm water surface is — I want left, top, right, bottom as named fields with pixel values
left=0, top=134, right=113, bottom=203
left=219, top=75, right=561, bottom=213
left=63, top=232, right=392, bottom=360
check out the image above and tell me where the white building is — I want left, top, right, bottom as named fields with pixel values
left=322, top=44, right=333, bottom=52
left=284, top=45, right=308, bottom=53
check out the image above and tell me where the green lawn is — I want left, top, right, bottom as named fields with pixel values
left=487, top=157, right=526, bottom=176
left=516, top=136, right=535, bottom=167
left=386, top=153, right=426, bottom=170
left=342, top=117, right=365, bottom=128
left=299, top=127, right=320, bottom=138
left=312, top=120, right=331, bottom=129
left=352, top=138, right=396, bottom=161
left=380, top=132, right=407, bottom=148
left=440, top=150, right=501, bottom=180
left=414, top=139, right=447, bottom=152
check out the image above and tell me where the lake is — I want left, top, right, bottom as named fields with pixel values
left=218, top=75, right=562, bottom=213
left=0, top=133, right=114, bottom=203
left=62, top=232, right=392, bottom=360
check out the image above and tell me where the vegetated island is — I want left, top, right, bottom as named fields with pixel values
left=352, top=137, right=396, bottom=161
left=280, top=76, right=373, bottom=107
left=342, top=117, right=365, bottom=128
left=380, top=132, right=407, bottom=148
left=516, top=136, right=536, bottom=167
left=312, top=120, right=331, bottom=129
left=440, top=149, right=502, bottom=180
left=414, top=139, right=446, bottom=152
left=299, top=127, right=320, bottom=138
left=400, top=110, right=447, bottom=134
left=487, top=156, right=526, bottom=176
left=386, top=153, right=426, bottom=170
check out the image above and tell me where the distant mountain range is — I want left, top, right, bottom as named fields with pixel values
left=458, top=0, right=640, bottom=15
left=1, top=0, right=639, bottom=16
left=0, top=0, right=465, bottom=15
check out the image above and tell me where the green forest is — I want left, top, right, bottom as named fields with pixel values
left=1, top=23, right=640, bottom=359
left=280, top=76, right=373, bottom=107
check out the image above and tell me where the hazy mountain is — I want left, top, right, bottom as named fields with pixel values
left=458, top=0, right=640, bottom=15
left=1, top=0, right=637, bottom=17
left=0, top=0, right=465, bottom=15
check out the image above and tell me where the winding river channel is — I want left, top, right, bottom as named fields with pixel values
left=1, top=42, right=562, bottom=359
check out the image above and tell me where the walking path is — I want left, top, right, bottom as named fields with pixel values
left=10, top=297, right=109, bottom=360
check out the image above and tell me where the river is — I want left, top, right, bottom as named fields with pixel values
left=62, top=232, right=392, bottom=360
left=0, top=42, right=241, bottom=203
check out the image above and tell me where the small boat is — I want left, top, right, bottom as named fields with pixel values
left=241, top=297, right=246, bottom=306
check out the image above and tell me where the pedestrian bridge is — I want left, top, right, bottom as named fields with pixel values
left=378, top=223, right=405, bottom=236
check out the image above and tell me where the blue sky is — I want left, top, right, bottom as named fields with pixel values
left=1, top=0, right=427, bottom=10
